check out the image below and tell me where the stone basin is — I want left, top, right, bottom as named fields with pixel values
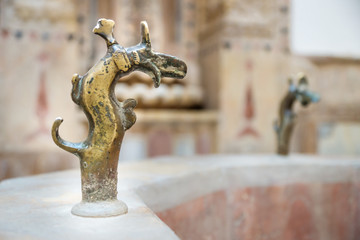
left=0, top=155, right=359, bottom=239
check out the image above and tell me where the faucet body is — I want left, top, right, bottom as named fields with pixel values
left=51, top=19, right=187, bottom=216
left=274, top=74, right=319, bottom=155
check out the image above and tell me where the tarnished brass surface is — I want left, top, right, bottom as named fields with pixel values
left=51, top=19, right=186, bottom=216
left=274, top=73, right=320, bottom=155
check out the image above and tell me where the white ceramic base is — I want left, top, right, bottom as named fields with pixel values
left=71, top=200, right=128, bottom=217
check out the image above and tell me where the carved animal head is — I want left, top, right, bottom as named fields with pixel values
left=92, top=19, right=186, bottom=88
left=126, top=21, right=187, bottom=88
left=290, top=73, right=320, bottom=107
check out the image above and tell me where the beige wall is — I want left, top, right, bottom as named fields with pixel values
left=1, top=0, right=359, bottom=180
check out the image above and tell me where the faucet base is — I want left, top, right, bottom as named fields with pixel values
left=71, top=200, right=128, bottom=218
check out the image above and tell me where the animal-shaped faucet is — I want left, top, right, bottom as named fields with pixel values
left=274, top=73, right=319, bottom=155
left=51, top=18, right=187, bottom=217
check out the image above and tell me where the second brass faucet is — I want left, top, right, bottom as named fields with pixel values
left=274, top=73, right=320, bottom=155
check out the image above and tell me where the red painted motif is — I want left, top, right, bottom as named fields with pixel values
left=238, top=59, right=260, bottom=138
left=25, top=52, right=50, bottom=141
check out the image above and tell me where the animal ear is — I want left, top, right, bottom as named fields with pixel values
left=140, top=21, right=151, bottom=47
left=297, top=73, right=308, bottom=91
left=297, top=72, right=308, bottom=85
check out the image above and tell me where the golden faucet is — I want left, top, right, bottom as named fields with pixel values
left=51, top=18, right=187, bottom=217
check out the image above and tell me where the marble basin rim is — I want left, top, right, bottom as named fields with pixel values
left=0, top=154, right=359, bottom=240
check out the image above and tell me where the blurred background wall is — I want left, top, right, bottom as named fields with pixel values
left=0, top=0, right=359, bottom=180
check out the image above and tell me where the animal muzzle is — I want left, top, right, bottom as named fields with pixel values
left=298, top=90, right=320, bottom=106
left=154, top=53, right=187, bottom=79
left=138, top=52, right=187, bottom=88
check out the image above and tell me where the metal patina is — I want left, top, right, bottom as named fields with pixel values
left=51, top=18, right=187, bottom=217
left=274, top=73, right=320, bottom=156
